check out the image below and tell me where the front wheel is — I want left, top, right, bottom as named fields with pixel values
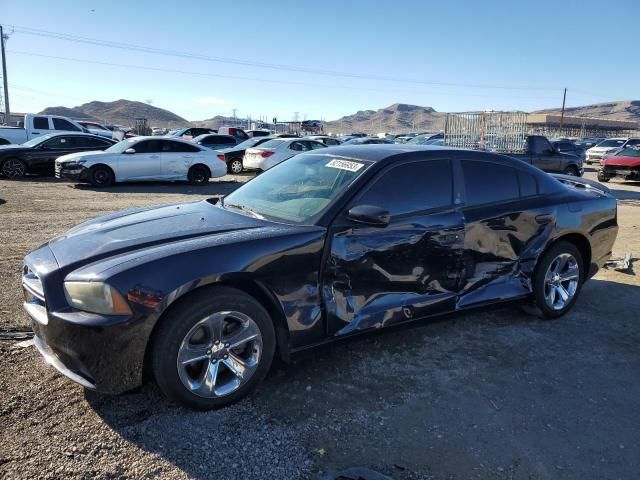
left=89, top=165, right=114, bottom=187
left=597, top=170, right=610, bottom=183
left=151, top=287, right=276, bottom=409
left=563, top=166, right=579, bottom=176
left=532, top=241, right=583, bottom=319
left=1, top=158, right=27, bottom=178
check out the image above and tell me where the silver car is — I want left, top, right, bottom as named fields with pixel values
left=244, top=138, right=326, bottom=171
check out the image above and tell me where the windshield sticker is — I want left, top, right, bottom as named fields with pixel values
left=325, top=159, right=365, bottom=172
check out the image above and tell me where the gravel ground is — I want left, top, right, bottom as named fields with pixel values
left=1, top=170, right=639, bottom=479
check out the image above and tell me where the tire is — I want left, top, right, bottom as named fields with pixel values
left=228, top=158, right=243, bottom=174
left=531, top=241, right=584, bottom=319
left=151, top=286, right=276, bottom=410
left=1, top=158, right=27, bottom=178
left=563, top=166, right=579, bottom=176
left=597, top=170, right=610, bottom=183
left=89, top=165, right=114, bottom=187
left=188, top=165, right=210, bottom=185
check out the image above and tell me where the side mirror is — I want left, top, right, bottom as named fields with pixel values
left=124, top=148, right=136, bottom=154
left=347, top=205, right=390, bottom=227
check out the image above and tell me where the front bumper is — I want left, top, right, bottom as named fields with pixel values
left=55, top=163, right=90, bottom=181
left=23, top=247, right=150, bottom=394
left=599, top=166, right=640, bottom=181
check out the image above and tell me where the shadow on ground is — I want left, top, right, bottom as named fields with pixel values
left=85, top=278, right=640, bottom=479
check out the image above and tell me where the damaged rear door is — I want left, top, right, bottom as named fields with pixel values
left=456, top=158, right=555, bottom=307
left=322, top=157, right=465, bottom=337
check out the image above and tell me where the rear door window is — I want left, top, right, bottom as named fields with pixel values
left=462, top=160, right=520, bottom=207
left=166, top=140, right=201, bottom=153
left=33, top=117, right=50, bottom=130
left=77, top=137, right=113, bottom=149
left=52, top=118, right=81, bottom=131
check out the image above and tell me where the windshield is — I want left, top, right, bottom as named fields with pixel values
left=254, top=139, right=286, bottom=149
left=235, top=137, right=267, bottom=149
left=597, top=139, right=626, bottom=148
left=22, top=134, right=56, bottom=147
left=221, top=153, right=371, bottom=224
left=617, top=147, right=640, bottom=157
left=105, top=139, right=136, bottom=153
left=407, top=134, right=431, bottom=145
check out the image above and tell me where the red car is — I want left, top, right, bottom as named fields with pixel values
left=598, top=147, right=640, bottom=182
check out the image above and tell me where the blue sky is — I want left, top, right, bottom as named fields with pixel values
left=1, top=0, right=638, bottom=121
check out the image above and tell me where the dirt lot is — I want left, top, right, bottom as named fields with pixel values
left=1, top=170, right=639, bottom=480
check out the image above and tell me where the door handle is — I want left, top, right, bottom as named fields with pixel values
left=150, top=155, right=159, bottom=159
left=32, top=132, right=40, bottom=135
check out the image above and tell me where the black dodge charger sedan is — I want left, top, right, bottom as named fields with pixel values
left=22, top=145, right=618, bottom=409
left=0, top=132, right=116, bottom=178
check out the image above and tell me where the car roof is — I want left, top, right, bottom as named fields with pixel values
left=126, top=136, right=199, bottom=145
left=311, top=144, right=558, bottom=169
left=39, top=132, right=116, bottom=141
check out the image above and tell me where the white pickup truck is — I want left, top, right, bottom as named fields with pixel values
left=0, top=114, right=88, bottom=145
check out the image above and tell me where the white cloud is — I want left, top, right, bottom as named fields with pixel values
left=195, top=96, right=230, bottom=105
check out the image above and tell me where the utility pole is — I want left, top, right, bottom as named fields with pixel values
left=559, top=88, right=567, bottom=132
left=232, top=108, right=237, bottom=126
left=0, top=25, right=10, bottom=119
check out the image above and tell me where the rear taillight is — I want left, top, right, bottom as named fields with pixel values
left=217, top=155, right=225, bottom=160
left=260, top=151, right=274, bottom=158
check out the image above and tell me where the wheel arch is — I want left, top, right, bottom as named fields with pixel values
left=89, top=162, right=115, bottom=174
left=143, top=278, right=291, bottom=382
left=189, top=163, right=211, bottom=177
left=0, top=137, right=11, bottom=146
left=544, top=232, right=592, bottom=280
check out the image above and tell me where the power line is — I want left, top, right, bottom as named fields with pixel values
left=7, top=50, right=563, bottom=101
left=5, top=24, right=562, bottom=92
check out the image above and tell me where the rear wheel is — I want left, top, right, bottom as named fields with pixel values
left=563, top=165, right=579, bottom=176
left=532, top=241, right=583, bottom=319
left=89, top=165, right=114, bottom=187
left=597, top=170, right=610, bottom=183
left=228, top=158, right=243, bottom=174
left=1, top=158, right=27, bottom=178
left=188, top=165, right=210, bottom=185
left=151, top=287, right=276, bottom=409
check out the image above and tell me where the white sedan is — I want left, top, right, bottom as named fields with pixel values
left=55, top=137, right=227, bottom=187
left=243, top=138, right=327, bottom=171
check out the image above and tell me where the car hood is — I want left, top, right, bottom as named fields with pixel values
left=588, top=146, right=619, bottom=154
left=0, top=145, right=31, bottom=152
left=602, top=156, right=640, bottom=167
left=56, top=150, right=108, bottom=163
left=48, top=200, right=266, bottom=268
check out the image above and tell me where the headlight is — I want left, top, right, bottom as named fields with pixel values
left=66, top=160, right=86, bottom=166
left=64, top=282, right=132, bottom=315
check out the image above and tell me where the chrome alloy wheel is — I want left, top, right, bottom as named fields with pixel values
left=544, top=253, right=579, bottom=310
left=2, top=159, right=26, bottom=178
left=230, top=159, right=243, bottom=174
left=176, top=311, right=263, bottom=398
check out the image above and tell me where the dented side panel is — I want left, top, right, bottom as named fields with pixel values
left=457, top=198, right=556, bottom=307
left=323, top=210, right=465, bottom=336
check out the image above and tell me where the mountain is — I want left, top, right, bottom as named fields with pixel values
left=191, top=115, right=237, bottom=130
left=40, top=99, right=189, bottom=128
left=533, top=100, right=640, bottom=123
left=37, top=99, right=639, bottom=134
left=38, top=106, right=100, bottom=122
left=324, top=103, right=446, bottom=134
